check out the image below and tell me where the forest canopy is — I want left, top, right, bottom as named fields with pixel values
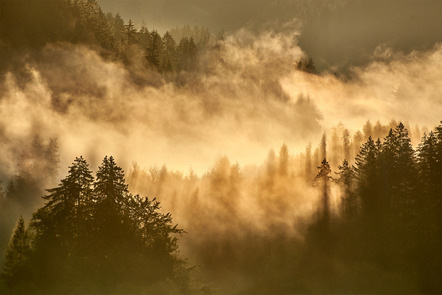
left=1, top=156, right=189, bottom=294
left=1, top=121, right=441, bottom=294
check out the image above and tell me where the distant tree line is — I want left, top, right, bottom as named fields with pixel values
left=0, top=0, right=317, bottom=78
left=0, top=0, right=208, bottom=75
left=0, top=156, right=190, bottom=294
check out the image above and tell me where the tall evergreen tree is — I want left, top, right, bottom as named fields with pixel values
left=354, top=136, right=380, bottom=218
left=415, top=128, right=442, bottom=293
left=146, top=31, right=163, bottom=70
left=32, top=156, right=94, bottom=256
left=313, top=158, right=332, bottom=221
left=125, top=19, right=138, bottom=45
left=177, top=37, right=197, bottom=71
left=1, top=217, right=30, bottom=286
left=91, top=156, right=133, bottom=279
left=162, top=31, right=177, bottom=72
left=336, top=159, right=356, bottom=218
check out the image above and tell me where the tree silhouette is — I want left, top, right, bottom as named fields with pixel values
left=0, top=217, right=30, bottom=287
left=336, top=159, right=356, bottom=218
left=313, top=158, right=332, bottom=221
left=1, top=156, right=188, bottom=293
left=30, top=156, right=93, bottom=271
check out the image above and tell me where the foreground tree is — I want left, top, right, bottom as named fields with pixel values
left=32, top=157, right=94, bottom=255
left=1, top=156, right=188, bottom=294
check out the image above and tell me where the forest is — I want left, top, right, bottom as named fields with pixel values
left=0, top=0, right=441, bottom=294
left=1, top=120, right=441, bottom=294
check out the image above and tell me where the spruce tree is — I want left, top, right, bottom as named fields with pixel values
left=415, top=128, right=442, bottom=293
left=1, top=217, right=30, bottom=286
left=92, top=156, right=133, bottom=279
left=313, top=158, right=332, bottom=221
left=162, top=31, right=177, bottom=72
left=336, top=159, right=356, bottom=218
left=32, top=156, right=94, bottom=257
left=354, top=136, right=379, bottom=217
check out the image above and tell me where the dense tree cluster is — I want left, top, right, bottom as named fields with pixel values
left=313, top=122, right=442, bottom=294
left=0, top=0, right=319, bottom=79
left=1, top=122, right=441, bottom=294
left=1, top=156, right=188, bottom=294
left=0, top=0, right=205, bottom=75
left=125, top=121, right=441, bottom=294
left=0, top=1, right=438, bottom=293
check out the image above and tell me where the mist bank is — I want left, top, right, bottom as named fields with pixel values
left=0, top=26, right=441, bottom=176
left=2, top=120, right=441, bottom=294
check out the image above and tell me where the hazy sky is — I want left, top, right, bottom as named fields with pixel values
left=97, top=0, right=442, bottom=69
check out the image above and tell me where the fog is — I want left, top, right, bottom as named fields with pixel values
left=0, top=26, right=440, bottom=176
left=0, top=5, right=441, bottom=290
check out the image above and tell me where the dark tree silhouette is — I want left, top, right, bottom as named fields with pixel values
left=1, top=156, right=188, bottom=294
left=32, top=156, right=94, bottom=258
left=0, top=217, right=30, bottom=287
left=336, top=159, right=356, bottom=218
left=313, top=158, right=332, bottom=221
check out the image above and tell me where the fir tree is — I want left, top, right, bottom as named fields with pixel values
left=32, top=156, right=94, bottom=256
left=313, top=158, right=332, bottom=221
left=1, top=217, right=30, bottom=286
left=336, top=159, right=356, bottom=218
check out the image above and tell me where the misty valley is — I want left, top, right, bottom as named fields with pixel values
left=0, top=0, right=441, bottom=294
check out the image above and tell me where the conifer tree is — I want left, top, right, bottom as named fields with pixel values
left=415, top=128, right=442, bottom=292
left=128, top=195, right=184, bottom=279
left=146, top=31, right=163, bottom=70
left=354, top=136, right=380, bottom=218
left=1, top=217, right=30, bottom=286
left=91, top=156, right=133, bottom=276
left=177, top=37, right=197, bottom=71
left=313, top=158, right=332, bottom=221
left=125, top=19, right=138, bottom=45
left=162, top=31, right=177, bottom=72
left=336, top=159, right=356, bottom=218
left=32, top=156, right=94, bottom=256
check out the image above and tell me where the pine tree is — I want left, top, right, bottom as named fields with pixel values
left=354, top=136, right=380, bottom=218
left=177, top=37, right=197, bottom=71
left=393, top=123, right=416, bottom=219
left=128, top=195, right=184, bottom=279
left=376, top=123, right=416, bottom=226
left=313, top=158, right=332, bottom=221
left=1, top=217, right=30, bottom=286
left=32, top=156, right=94, bottom=257
left=91, top=156, right=133, bottom=277
left=125, top=19, right=138, bottom=45
left=336, top=159, right=353, bottom=191
left=162, top=31, right=177, bottom=72
left=336, top=159, right=358, bottom=220
left=415, top=128, right=442, bottom=293
left=146, top=31, right=163, bottom=70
